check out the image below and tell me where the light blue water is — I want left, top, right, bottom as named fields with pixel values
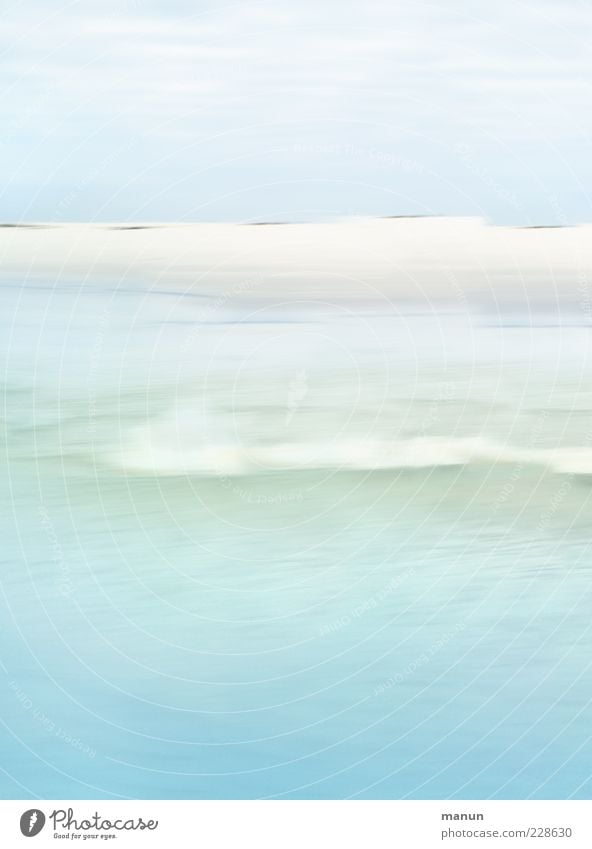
left=1, top=280, right=592, bottom=799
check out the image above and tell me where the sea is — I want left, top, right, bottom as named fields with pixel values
left=1, top=276, right=592, bottom=799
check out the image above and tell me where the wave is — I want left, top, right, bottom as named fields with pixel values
left=111, top=424, right=592, bottom=477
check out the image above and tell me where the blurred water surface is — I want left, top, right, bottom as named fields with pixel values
left=1, top=280, right=592, bottom=798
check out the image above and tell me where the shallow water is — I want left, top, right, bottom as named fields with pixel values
left=2, top=280, right=592, bottom=798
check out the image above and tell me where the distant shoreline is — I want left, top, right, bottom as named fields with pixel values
left=1, top=217, right=591, bottom=313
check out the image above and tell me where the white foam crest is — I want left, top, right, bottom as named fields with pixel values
left=111, top=419, right=592, bottom=477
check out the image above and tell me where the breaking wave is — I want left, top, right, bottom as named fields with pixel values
left=112, top=417, right=592, bottom=477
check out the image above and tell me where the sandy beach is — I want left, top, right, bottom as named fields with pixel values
left=2, top=217, right=592, bottom=311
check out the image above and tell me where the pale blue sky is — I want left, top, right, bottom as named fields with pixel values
left=1, top=0, right=591, bottom=223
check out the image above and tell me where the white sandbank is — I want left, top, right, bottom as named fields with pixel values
left=1, top=217, right=591, bottom=311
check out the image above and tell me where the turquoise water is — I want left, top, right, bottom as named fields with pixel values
left=2, top=280, right=592, bottom=799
